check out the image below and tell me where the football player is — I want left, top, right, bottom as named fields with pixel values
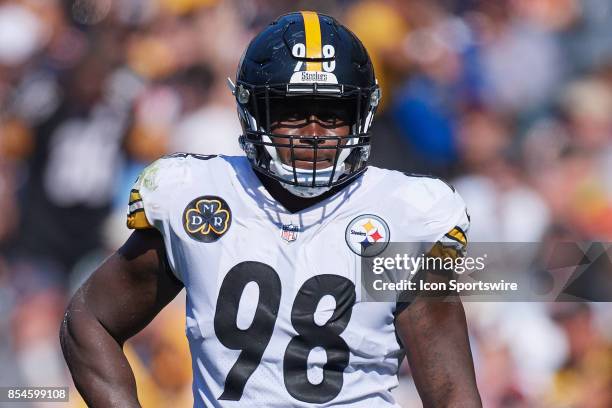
left=60, top=12, right=481, bottom=407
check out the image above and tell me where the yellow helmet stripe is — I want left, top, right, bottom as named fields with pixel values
left=300, top=11, right=322, bottom=71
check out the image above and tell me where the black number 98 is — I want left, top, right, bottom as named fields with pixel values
left=214, top=261, right=356, bottom=403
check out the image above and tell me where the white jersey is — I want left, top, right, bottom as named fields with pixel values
left=127, top=154, right=470, bottom=407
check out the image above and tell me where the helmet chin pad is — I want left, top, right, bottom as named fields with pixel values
left=271, top=161, right=339, bottom=197
left=261, top=133, right=352, bottom=189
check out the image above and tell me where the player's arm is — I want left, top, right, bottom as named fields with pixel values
left=395, top=243, right=481, bottom=407
left=59, top=229, right=183, bottom=407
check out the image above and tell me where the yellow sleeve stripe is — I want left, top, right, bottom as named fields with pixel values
left=126, top=188, right=153, bottom=230
left=301, top=11, right=322, bottom=71
left=127, top=209, right=153, bottom=230
left=129, top=189, right=142, bottom=204
left=445, top=227, right=467, bottom=246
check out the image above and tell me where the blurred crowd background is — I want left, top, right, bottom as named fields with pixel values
left=1, top=0, right=612, bottom=407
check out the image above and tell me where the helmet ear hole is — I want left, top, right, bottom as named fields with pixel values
left=370, top=88, right=381, bottom=108
left=237, top=86, right=250, bottom=104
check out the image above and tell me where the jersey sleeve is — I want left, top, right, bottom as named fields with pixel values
left=126, top=161, right=159, bottom=231
left=395, top=178, right=471, bottom=313
left=125, top=156, right=193, bottom=282
left=126, top=156, right=190, bottom=231
left=423, top=180, right=470, bottom=256
left=127, top=187, right=153, bottom=230
left=437, top=195, right=470, bottom=255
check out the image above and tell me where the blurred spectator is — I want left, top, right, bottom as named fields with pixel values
left=168, top=66, right=243, bottom=156
left=454, top=107, right=551, bottom=242
left=473, top=0, right=564, bottom=114
left=0, top=2, right=48, bottom=66
left=531, top=77, right=612, bottom=239
left=12, top=49, right=129, bottom=275
left=477, top=342, right=527, bottom=407
left=548, top=303, right=612, bottom=407
left=345, top=0, right=411, bottom=109
left=388, top=1, right=479, bottom=174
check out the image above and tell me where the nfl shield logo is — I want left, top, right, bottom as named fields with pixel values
left=281, top=224, right=299, bottom=243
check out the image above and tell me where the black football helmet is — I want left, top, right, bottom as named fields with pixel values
left=229, top=11, right=380, bottom=197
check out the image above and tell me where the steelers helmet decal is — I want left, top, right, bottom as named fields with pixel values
left=183, top=196, right=232, bottom=243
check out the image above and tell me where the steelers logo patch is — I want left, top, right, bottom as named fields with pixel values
left=183, top=196, right=232, bottom=243
left=345, top=214, right=390, bottom=257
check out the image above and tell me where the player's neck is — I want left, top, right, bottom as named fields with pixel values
left=255, top=172, right=352, bottom=213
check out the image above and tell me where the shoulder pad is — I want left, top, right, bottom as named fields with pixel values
left=127, top=155, right=211, bottom=230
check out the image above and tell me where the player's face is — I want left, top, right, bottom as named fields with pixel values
left=269, top=98, right=353, bottom=170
